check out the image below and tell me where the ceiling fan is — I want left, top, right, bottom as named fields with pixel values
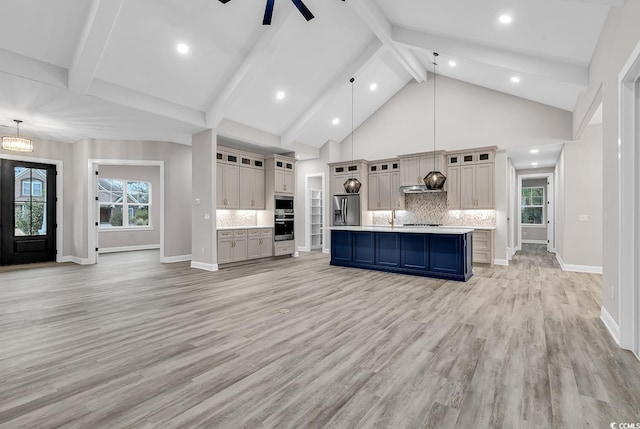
left=219, top=0, right=342, bottom=25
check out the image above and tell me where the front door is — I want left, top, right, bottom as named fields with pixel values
left=0, top=159, right=56, bottom=265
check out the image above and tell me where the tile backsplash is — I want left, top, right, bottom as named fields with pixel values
left=216, top=210, right=258, bottom=227
left=371, top=193, right=496, bottom=227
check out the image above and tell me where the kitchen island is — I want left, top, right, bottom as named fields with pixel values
left=329, top=226, right=473, bottom=281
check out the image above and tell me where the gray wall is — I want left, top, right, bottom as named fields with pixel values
left=98, top=165, right=161, bottom=250
left=191, top=130, right=216, bottom=268
left=2, top=138, right=192, bottom=262
left=555, top=124, right=603, bottom=268
left=572, top=0, right=640, bottom=322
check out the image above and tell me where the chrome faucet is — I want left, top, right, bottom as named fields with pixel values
left=388, top=209, right=396, bottom=229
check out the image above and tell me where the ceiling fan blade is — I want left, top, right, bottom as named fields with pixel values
left=263, top=0, right=275, bottom=25
left=290, top=0, right=314, bottom=21
left=218, top=0, right=231, bottom=4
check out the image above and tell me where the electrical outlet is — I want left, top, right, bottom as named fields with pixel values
left=201, top=247, right=205, bottom=255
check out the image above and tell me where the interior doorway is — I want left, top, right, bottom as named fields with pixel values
left=518, top=173, right=555, bottom=253
left=618, top=39, right=640, bottom=358
left=88, top=159, right=165, bottom=265
left=304, top=173, right=325, bottom=252
left=0, top=159, right=56, bottom=265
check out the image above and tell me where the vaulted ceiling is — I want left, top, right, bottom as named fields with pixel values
left=0, top=0, right=618, bottom=158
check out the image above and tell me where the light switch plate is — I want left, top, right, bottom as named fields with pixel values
left=579, top=215, right=588, bottom=222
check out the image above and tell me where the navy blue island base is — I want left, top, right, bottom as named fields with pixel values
left=330, top=228, right=473, bottom=282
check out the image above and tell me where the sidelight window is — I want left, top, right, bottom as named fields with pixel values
left=99, top=178, right=150, bottom=228
left=521, top=186, right=544, bottom=225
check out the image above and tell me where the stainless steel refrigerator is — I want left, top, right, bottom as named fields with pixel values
left=333, top=194, right=361, bottom=226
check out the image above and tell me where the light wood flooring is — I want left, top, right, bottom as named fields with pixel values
left=0, top=248, right=639, bottom=428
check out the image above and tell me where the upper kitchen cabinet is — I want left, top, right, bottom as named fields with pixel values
left=216, top=149, right=240, bottom=209
left=368, top=160, right=404, bottom=210
left=330, top=161, right=367, bottom=196
left=454, top=147, right=496, bottom=209
left=239, top=154, right=265, bottom=209
left=398, top=151, right=446, bottom=187
left=445, top=166, right=461, bottom=209
left=266, top=155, right=296, bottom=196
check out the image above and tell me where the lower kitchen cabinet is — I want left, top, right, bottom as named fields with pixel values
left=330, top=230, right=473, bottom=281
left=274, top=240, right=295, bottom=256
left=472, top=229, right=495, bottom=266
left=217, top=228, right=273, bottom=265
left=400, top=234, right=429, bottom=270
left=247, top=229, right=273, bottom=259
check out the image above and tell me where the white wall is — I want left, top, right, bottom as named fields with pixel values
left=555, top=124, right=603, bottom=270
left=341, top=76, right=572, bottom=161
left=98, top=165, right=161, bottom=250
left=572, top=0, right=640, bottom=322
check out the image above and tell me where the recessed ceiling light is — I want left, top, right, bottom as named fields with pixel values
left=177, top=43, right=189, bottom=54
left=511, top=76, right=521, bottom=83
left=276, top=91, right=286, bottom=101
left=332, top=118, right=340, bottom=125
left=531, top=162, right=539, bottom=166
left=369, top=83, right=378, bottom=92
left=448, top=61, right=457, bottom=67
left=530, top=149, right=539, bottom=154
left=499, top=15, right=512, bottom=24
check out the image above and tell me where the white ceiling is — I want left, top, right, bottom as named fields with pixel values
left=0, top=0, right=618, bottom=158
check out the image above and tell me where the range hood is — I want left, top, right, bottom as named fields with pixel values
left=399, top=185, right=446, bottom=194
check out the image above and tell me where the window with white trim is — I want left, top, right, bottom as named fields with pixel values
left=521, top=186, right=544, bottom=225
left=99, top=178, right=150, bottom=228
left=22, top=180, right=43, bottom=197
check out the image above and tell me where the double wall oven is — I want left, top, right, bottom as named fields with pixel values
left=274, top=195, right=294, bottom=241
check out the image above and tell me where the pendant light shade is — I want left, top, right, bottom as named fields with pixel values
left=2, top=120, right=33, bottom=153
left=343, top=177, right=361, bottom=193
left=423, top=52, right=446, bottom=191
left=344, top=77, right=361, bottom=194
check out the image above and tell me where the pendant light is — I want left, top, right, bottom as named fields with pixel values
left=424, top=52, right=446, bottom=190
left=344, top=77, right=361, bottom=193
left=2, top=120, right=33, bottom=153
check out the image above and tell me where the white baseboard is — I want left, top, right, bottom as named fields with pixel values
left=600, top=306, right=620, bottom=345
left=556, top=253, right=603, bottom=274
left=99, top=244, right=160, bottom=254
left=293, top=251, right=299, bottom=257
left=161, top=254, right=192, bottom=263
left=58, top=256, right=93, bottom=265
left=323, top=248, right=330, bottom=254
left=522, top=239, right=548, bottom=244
left=297, top=246, right=311, bottom=252
left=190, top=261, right=218, bottom=271
left=494, top=259, right=508, bottom=266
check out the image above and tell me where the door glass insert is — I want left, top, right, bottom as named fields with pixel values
left=14, top=167, right=48, bottom=236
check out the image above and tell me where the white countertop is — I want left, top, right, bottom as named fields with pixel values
left=329, top=226, right=474, bottom=234
left=452, top=225, right=496, bottom=230
left=217, top=226, right=273, bottom=230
